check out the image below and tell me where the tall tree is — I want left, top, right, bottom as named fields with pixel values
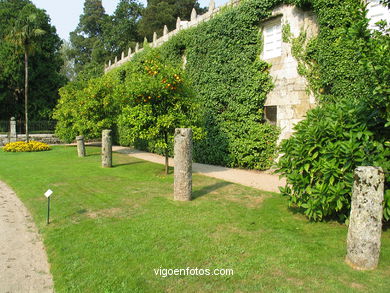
left=7, top=6, right=45, bottom=141
left=138, top=0, right=207, bottom=40
left=103, top=0, right=143, bottom=60
left=0, top=0, right=64, bottom=126
left=69, top=0, right=108, bottom=73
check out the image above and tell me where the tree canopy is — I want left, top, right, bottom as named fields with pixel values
left=138, top=0, right=207, bottom=40
left=68, top=0, right=108, bottom=74
left=0, top=0, right=65, bottom=121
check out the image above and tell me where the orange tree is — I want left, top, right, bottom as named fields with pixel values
left=117, top=50, right=202, bottom=174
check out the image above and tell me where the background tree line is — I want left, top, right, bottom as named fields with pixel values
left=67, top=0, right=206, bottom=77
left=0, top=0, right=206, bottom=122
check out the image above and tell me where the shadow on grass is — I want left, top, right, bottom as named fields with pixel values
left=193, top=181, right=232, bottom=200
left=113, top=161, right=146, bottom=168
left=86, top=153, right=100, bottom=157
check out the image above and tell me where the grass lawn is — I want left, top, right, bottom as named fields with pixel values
left=0, top=146, right=389, bottom=292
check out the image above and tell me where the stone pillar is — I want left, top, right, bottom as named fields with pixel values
left=121, top=51, right=125, bottom=60
left=76, top=135, right=86, bottom=157
left=102, top=129, right=112, bottom=168
left=174, top=128, right=192, bottom=201
left=346, top=166, right=385, bottom=270
left=128, top=47, right=132, bottom=57
left=108, top=60, right=111, bottom=67
left=114, top=56, right=118, bottom=63
left=135, top=42, right=139, bottom=52
left=9, top=117, right=17, bottom=142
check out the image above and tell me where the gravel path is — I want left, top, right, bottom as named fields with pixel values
left=0, top=181, right=53, bottom=293
left=113, top=146, right=285, bottom=193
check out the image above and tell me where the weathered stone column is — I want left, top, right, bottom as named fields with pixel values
left=9, top=117, right=17, bottom=142
left=76, top=135, right=86, bottom=157
left=174, top=128, right=192, bottom=201
left=346, top=166, right=385, bottom=270
left=102, top=129, right=112, bottom=168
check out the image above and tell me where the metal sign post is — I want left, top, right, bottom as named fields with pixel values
left=44, top=189, right=53, bottom=224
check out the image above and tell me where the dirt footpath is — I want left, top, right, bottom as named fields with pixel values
left=0, top=181, right=53, bottom=293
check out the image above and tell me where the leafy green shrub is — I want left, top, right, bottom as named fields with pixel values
left=277, top=102, right=389, bottom=222
left=53, top=73, right=119, bottom=142
left=3, top=141, right=51, bottom=152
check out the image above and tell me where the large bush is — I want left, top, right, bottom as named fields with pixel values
left=277, top=102, right=389, bottom=221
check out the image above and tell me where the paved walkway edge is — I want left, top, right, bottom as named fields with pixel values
left=113, top=146, right=285, bottom=193
left=0, top=181, right=54, bottom=293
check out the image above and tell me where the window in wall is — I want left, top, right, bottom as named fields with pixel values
left=264, top=106, right=277, bottom=125
left=263, top=21, right=282, bottom=59
left=367, top=0, right=390, bottom=30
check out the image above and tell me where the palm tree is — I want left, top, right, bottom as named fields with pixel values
left=7, top=13, right=45, bottom=142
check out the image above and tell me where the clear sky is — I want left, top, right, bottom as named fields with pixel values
left=31, top=0, right=229, bottom=41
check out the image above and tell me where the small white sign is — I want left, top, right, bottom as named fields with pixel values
left=44, top=189, right=53, bottom=198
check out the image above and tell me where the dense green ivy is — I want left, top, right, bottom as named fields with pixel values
left=155, top=0, right=287, bottom=169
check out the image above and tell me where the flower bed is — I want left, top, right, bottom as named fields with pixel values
left=3, top=141, right=51, bottom=152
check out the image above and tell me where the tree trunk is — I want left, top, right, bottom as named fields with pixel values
left=24, top=51, right=29, bottom=143
left=164, top=132, right=169, bottom=175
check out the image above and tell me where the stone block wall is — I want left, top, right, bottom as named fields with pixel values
left=262, top=5, right=318, bottom=142
left=0, top=134, right=63, bottom=146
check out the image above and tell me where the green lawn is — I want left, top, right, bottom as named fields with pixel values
left=0, top=146, right=389, bottom=292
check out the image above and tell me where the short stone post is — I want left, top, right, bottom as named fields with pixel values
left=346, top=166, right=385, bottom=270
left=102, top=129, right=112, bottom=168
left=174, top=128, right=192, bottom=201
left=76, top=135, right=86, bottom=157
left=9, top=117, right=17, bottom=142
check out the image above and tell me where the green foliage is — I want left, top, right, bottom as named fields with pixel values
left=157, top=0, right=282, bottom=169
left=277, top=102, right=388, bottom=222
left=55, top=0, right=283, bottom=170
left=0, top=0, right=65, bottom=121
left=53, top=73, right=119, bottom=142
left=103, top=0, right=143, bottom=58
left=69, top=0, right=108, bottom=73
left=138, top=0, right=207, bottom=40
left=116, top=50, right=202, bottom=171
